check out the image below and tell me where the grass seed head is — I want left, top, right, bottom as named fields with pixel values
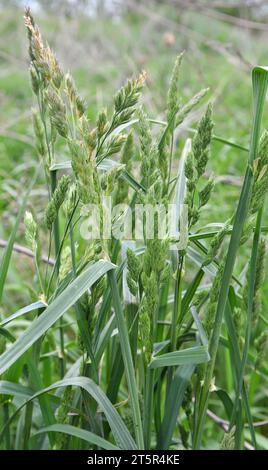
left=198, top=177, right=215, bottom=208
left=205, top=221, right=231, bottom=265
left=46, top=88, right=68, bottom=138
left=24, top=210, right=38, bottom=253
left=255, top=330, right=268, bottom=370
left=66, top=72, right=86, bottom=117
left=45, top=175, right=71, bottom=230
left=192, top=103, right=213, bottom=178
left=32, top=109, right=49, bottom=170
left=166, top=52, right=184, bottom=124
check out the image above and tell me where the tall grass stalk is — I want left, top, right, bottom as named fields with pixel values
left=108, top=270, right=144, bottom=449
left=193, top=66, right=268, bottom=449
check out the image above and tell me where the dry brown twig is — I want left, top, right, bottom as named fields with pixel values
left=0, top=239, right=55, bottom=266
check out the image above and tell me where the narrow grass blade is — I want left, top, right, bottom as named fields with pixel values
left=108, top=270, right=144, bottom=449
left=49, top=160, right=146, bottom=193
left=190, top=307, right=209, bottom=348
left=121, top=170, right=146, bottom=193
left=94, top=313, right=116, bottom=363
left=0, top=380, right=33, bottom=400
left=231, top=208, right=263, bottom=429
left=50, top=158, right=121, bottom=172
left=1, top=376, right=136, bottom=450
left=0, top=327, right=15, bottom=343
left=215, top=389, right=233, bottom=419
left=193, top=65, right=268, bottom=449
left=173, top=138, right=191, bottom=209
left=0, top=260, right=115, bottom=375
left=34, top=424, right=119, bottom=450
left=181, top=269, right=204, bottom=317
left=149, top=345, right=209, bottom=369
left=224, top=293, right=257, bottom=447
left=157, top=364, right=195, bottom=449
left=0, top=300, right=47, bottom=327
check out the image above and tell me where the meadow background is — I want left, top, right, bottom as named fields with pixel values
left=1, top=0, right=268, bottom=449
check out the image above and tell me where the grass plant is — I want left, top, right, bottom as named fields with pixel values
left=0, top=10, right=268, bottom=451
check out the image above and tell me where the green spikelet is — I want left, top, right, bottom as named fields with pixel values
left=56, top=386, right=73, bottom=449
left=91, top=276, right=106, bottom=311
left=137, top=239, right=168, bottom=364
left=123, top=406, right=135, bottom=438
left=32, top=109, right=49, bottom=169
left=24, top=211, right=38, bottom=253
left=184, top=105, right=213, bottom=229
left=166, top=52, right=184, bottom=124
left=138, top=107, right=163, bottom=194
left=69, top=139, right=100, bottom=204
left=250, top=130, right=268, bottom=214
left=254, top=130, right=268, bottom=175
left=243, top=238, right=266, bottom=327
left=53, top=175, right=71, bottom=209
left=139, top=298, right=153, bottom=365
left=24, top=7, right=36, bottom=60
left=193, top=288, right=209, bottom=308
left=184, top=149, right=197, bottom=223
left=253, top=238, right=266, bottom=325
left=255, top=331, right=268, bottom=370
left=63, top=183, right=77, bottom=218
left=46, top=88, right=68, bottom=138
left=101, top=164, right=124, bottom=194
left=250, top=174, right=268, bottom=215
left=184, top=151, right=195, bottom=181
left=104, top=133, right=127, bottom=158
left=79, top=291, right=95, bottom=340
left=139, top=271, right=158, bottom=365
left=176, top=88, right=209, bottom=128
left=240, top=216, right=255, bottom=245
left=44, top=202, right=57, bottom=232
left=24, top=8, right=63, bottom=88
left=97, top=108, right=109, bottom=139
left=199, top=178, right=214, bottom=208
left=59, top=246, right=72, bottom=281
left=126, top=248, right=141, bottom=297
left=192, top=103, right=213, bottom=178
left=66, top=73, right=86, bottom=117
left=80, top=115, right=97, bottom=154
left=220, top=429, right=235, bottom=450
left=29, top=64, right=40, bottom=95
left=143, top=239, right=169, bottom=276
left=233, top=307, right=244, bottom=351
left=45, top=175, right=71, bottom=230
left=205, top=221, right=231, bottom=265
left=121, top=132, right=134, bottom=167
left=254, top=239, right=266, bottom=293
left=113, top=72, right=146, bottom=126
left=113, top=133, right=134, bottom=204
left=179, top=424, right=190, bottom=449
left=182, top=383, right=192, bottom=418
left=138, top=107, right=155, bottom=185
